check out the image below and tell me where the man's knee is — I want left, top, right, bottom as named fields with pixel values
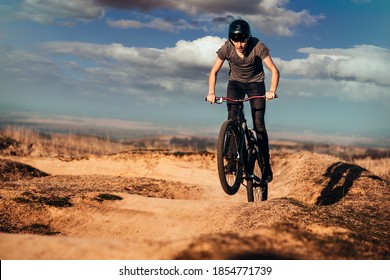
left=227, top=105, right=239, bottom=120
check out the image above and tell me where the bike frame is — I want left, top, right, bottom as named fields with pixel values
left=218, top=96, right=265, bottom=185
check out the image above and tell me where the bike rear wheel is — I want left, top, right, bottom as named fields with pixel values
left=247, top=151, right=268, bottom=202
left=217, top=119, right=242, bottom=195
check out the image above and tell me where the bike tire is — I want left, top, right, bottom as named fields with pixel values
left=261, top=183, right=268, bottom=201
left=247, top=180, right=268, bottom=202
left=246, top=145, right=256, bottom=202
left=257, top=151, right=268, bottom=201
left=247, top=149, right=268, bottom=202
left=217, top=119, right=242, bottom=195
left=247, top=179, right=255, bottom=202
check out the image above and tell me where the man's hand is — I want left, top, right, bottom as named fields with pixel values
left=265, top=91, right=277, bottom=100
left=207, top=94, right=216, bottom=104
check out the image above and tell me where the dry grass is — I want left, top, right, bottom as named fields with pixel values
left=0, top=126, right=132, bottom=159
left=353, top=157, right=390, bottom=182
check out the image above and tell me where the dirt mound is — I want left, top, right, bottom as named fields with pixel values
left=0, top=151, right=389, bottom=259
left=173, top=151, right=390, bottom=259
left=0, top=159, right=49, bottom=181
left=271, top=151, right=388, bottom=205
left=176, top=195, right=389, bottom=260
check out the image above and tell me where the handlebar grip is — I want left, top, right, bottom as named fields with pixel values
left=204, top=96, right=222, bottom=104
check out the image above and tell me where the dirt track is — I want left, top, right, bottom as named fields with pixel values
left=0, top=151, right=389, bottom=259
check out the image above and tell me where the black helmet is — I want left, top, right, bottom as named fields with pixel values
left=229, top=19, right=251, bottom=42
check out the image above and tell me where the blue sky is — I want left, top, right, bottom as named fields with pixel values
left=1, top=0, right=389, bottom=146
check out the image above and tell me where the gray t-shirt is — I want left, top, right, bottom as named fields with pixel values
left=217, top=37, right=270, bottom=83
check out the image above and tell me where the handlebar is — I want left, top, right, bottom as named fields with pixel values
left=204, top=95, right=277, bottom=104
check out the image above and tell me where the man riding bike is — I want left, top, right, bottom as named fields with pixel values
left=207, top=19, right=280, bottom=182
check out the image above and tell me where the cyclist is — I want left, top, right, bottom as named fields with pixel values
left=207, top=19, right=280, bottom=182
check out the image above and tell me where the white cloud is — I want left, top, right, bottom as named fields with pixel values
left=40, top=38, right=390, bottom=104
left=279, top=78, right=388, bottom=102
left=43, top=36, right=225, bottom=70
left=18, top=0, right=103, bottom=24
left=0, top=45, right=60, bottom=83
left=247, top=8, right=322, bottom=36
left=163, top=36, right=226, bottom=67
left=106, top=18, right=200, bottom=32
left=44, top=41, right=160, bottom=65
left=3, top=37, right=389, bottom=105
left=106, top=19, right=142, bottom=29
left=38, top=36, right=226, bottom=101
left=277, top=45, right=390, bottom=87
left=106, top=18, right=177, bottom=32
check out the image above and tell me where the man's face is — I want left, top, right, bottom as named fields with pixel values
left=230, top=38, right=249, bottom=53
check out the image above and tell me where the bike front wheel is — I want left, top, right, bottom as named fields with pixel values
left=217, top=119, right=243, bottom=195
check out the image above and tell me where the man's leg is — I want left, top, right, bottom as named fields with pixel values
left=227, top=81, right=244, bottom=120
left=256, top=130, right=273, bottom=182
left=247, top=82, right=273, bottom=182
left=224, top=81, right=244, bottom=173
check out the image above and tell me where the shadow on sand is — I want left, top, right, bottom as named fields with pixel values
left=316, top=162, right=366, bottom=206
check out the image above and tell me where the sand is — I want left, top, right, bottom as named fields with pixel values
left=0, top=151, right=389, bottom=259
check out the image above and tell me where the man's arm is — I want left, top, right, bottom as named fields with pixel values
left=263, top=55, right=280, bottom=100
left=207, top=57, right=224, bottom=103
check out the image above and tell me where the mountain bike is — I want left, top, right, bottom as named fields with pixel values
left=206, top=96, right=268, bottom=202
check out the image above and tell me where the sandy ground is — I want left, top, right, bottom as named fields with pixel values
left=0, top=151, right=389, bottom=259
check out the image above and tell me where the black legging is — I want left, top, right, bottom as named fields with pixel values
left=226, top=80, right=270, bottom=163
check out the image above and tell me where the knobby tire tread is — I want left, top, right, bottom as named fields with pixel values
left=217, top=120, right=242, bottom=195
